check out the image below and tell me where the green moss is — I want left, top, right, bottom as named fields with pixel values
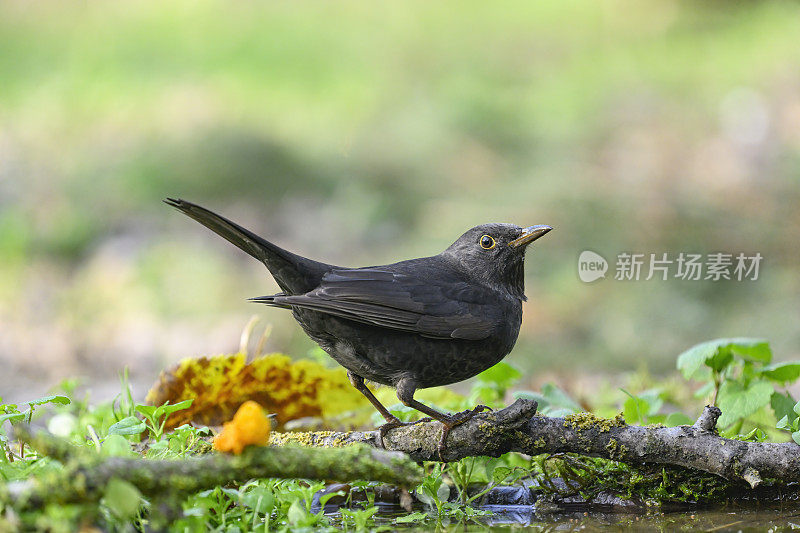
left=531, top=454, right=732, bottom=505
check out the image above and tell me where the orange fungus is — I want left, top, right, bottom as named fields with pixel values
left=213, top=400, right=271, bottom=454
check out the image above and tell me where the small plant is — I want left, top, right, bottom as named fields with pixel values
left=447, top=456, right=481, bottom=504
left=446, top=453, right=531, bottom=509
left=1, top=394, right=70, bottom=461
left=167, top=423, right=213, bottom=455
left=0, top=395, right=71, bottom=427
left=776, top=400, right=800, bottom=444
left=415, top=469, right=451, bottom=517
left=394, top=510, right=429, bottom=525
left=136, top=400, right=195, bottom=441
left=677, top=338, right=800, bottom=433
left=339, top=505, right=379, bottom=531
left=619, top=388, right=688, bottom=426
left=108, top=400, right=193, bottom=441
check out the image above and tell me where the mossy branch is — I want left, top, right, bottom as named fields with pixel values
left=5, top=428, right=422, bottom=510
left=273, top=400, right=800, bottom=488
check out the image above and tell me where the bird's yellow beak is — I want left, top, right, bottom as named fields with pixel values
left=509, top=225, right=553, bottom=248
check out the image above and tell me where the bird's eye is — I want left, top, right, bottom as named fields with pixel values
left=479, top=235, right=496, bottom=250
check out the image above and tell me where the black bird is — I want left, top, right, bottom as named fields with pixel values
left=164, top=198, right=551, bottom=456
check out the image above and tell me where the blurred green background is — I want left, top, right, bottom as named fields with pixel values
left=1, top=0, right=799, bottom=403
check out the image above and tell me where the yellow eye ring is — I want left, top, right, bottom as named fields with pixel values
left=479, top=234, right=496, bottom=250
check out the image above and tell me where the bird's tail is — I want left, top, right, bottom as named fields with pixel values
left=164, top=198, right=330, bottom=294
left=248, top=294, right=292, bottom=309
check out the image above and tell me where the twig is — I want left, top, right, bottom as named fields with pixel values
left=271, top=400, right=800, bottom=488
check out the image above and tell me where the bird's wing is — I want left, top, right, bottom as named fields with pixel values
left=252, top=268, right=502, bottom=340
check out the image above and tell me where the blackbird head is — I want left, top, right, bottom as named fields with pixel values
left=442, top=223, right=552, bottom=300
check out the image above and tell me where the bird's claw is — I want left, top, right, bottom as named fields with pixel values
left=437, top=405, right=491, bottom=461
left=377, top=417, right=432, bottom=449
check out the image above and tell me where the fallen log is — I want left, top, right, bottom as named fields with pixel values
left=4, top=429, right=422, bottom=510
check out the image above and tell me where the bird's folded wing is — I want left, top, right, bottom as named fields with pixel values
left=252, top=268, right=501, bottom=340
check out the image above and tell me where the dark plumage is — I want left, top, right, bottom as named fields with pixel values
left=165, top=198, right=551, bottom=456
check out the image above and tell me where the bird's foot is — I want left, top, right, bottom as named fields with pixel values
left=377, top=416, right=432, bottom=449
left=437, top=405, right=490, bottom=461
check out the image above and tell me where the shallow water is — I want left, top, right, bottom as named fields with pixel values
left=330, top=503, right=800, bottom=531
left=479, top=505, right=800, bottom=531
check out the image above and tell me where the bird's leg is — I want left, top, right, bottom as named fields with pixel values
left=346, top=371, right=429, bottom=448
left=347, top=371, right=397, bottom=423
left=396, top=377, right=489, bottom=461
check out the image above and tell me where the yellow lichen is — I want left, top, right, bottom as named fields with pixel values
left=145, top=352, right=369, bottom=430
left=213, top=401, right=271, bottom=454
left=605, top=438, right=628, bottom=460
left=269, top=431, right=350, bottom=448
left=563, top=412, right=626, bottom=432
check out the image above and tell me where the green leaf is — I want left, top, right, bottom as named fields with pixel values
left=0, top=403, right=18, bottom=414
left=760, top=362, right=800, bottom=383
left=793, top=431, right=800, bottom=446
left=108, top=416, right=146, bottom=436
left=514, top=383, right=581, bottom=415
left=481, top=456, right=501, bottom=483
left=145, top=439, right=169, bottom=457
left=736, top=428, right=767, bottom=442
left=417, top=474, right=444, bottom=506
left=677, top=341, right=725, bottom=379
left=717, top=380, right=774, bottom=428
left=395, top=511, right=428, bottom=524
left=623, top=395, right=649, bottom=425
left=161, top=399, right=193, bottom=417
left=621, top=388, right=663, bottom=425
left=436, top=480, right=450, bottom=503
left=665, top=412, right=694, bottom=427
left=219, top=487, right=240, bottom=500
left=492, top=466, right=513, bottom=484
left=0, top=412, right=26, bottom=425
left=287, top=499, right=309, bottom=526
left=777, top=415, right=790, bottom=430
left=28, top=395, right=70, bottom=407
left=677, top=338, right=771, bottom=379
left=102, top=434, right=136, bottom=457
left=794, top=400, right=800, bottom=417
left=135, top=404, right=158, bottom=419
left=136, top=400, right=193, bottom=422
left=729, top=339, right=773, bottom=363
left=770, top=391, right=796, bottom=422
left=639, top=389, right=663, bottom=415
left=317, top=490, right=343, bottom=508
left=706, top=350, right=733, bottom=373
left=476, top=362, right=521, bottom=391
left=240, top=487, right=275, bottom=514
left=103, top=477, right=142, bottom=519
